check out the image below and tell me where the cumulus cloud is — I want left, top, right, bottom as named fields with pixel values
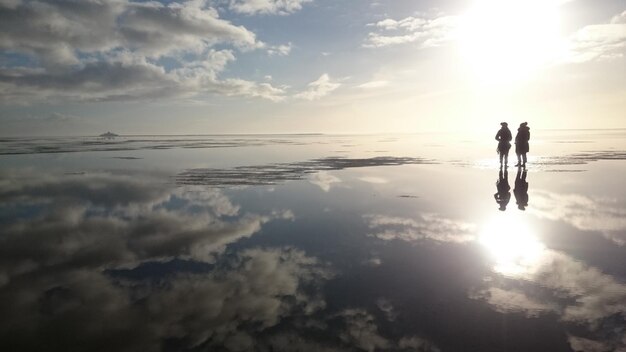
left=565, top=11, right=626, bottom=63
left=0, top=247, right=331, bottom=351
left=364, top=213, right=476, bottom=243
left=229, top=0, right=312, bottom=15
left=0, top=0, right=287, bottom=102
left=0, top=171, right=294, bottom=282
left=364, top=13, right=459, bottom=48
left=294, top=73, right=341, bottom=100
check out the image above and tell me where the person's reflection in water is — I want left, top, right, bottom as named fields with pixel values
left=514, top=166, right=529, bottom=210
left=494, top=169, right=511, bottom=211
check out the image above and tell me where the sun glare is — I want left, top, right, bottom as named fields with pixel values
left=459, top=0, right=565, bottom=84
left=479, top=213, right=545, bottom=277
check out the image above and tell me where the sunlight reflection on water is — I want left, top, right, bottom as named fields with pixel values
left=479, top=212, right=546, bottom=277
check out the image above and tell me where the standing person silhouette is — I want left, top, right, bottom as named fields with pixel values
left=515, top=122, right=530, bottom=167
left=494, top=169, right=511, bottom=211
left=514, top=167, right=529, bottom=211
left=495, top=122, right=512, bottom=167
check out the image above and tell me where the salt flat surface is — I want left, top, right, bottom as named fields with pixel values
left=1, top=130, right=625, bottom=351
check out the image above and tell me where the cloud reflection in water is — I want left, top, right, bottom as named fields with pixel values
left=475, top=212, right=626, bottom=351
left=0, top=171, right=330, bottom=351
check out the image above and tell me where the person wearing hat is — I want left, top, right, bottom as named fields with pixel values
left=515, top=122, right=530, bottom=167
left=495, top=122, right=512, bottom=167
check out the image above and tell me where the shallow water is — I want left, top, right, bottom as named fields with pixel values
left=1, top=130, right=625, bottom=352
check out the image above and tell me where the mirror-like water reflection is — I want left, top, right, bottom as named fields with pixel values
left=1, top=131, right=625, bottom=351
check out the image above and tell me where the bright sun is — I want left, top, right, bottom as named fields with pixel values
left=459, top=0, right=565, bottom=84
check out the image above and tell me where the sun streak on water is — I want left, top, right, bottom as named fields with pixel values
left=479, top=213, right=546, bottom=277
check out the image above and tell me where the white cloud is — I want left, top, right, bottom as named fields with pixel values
left=0, top=170, right=334, bottom=350
left=470, top=287, right=555, bottom=317
left=565, top=11, right=626, bottom=63
left=529, top=190, right=626, bottom=245
left=267, top=42, right=293, bottom=56
left=474, top=249, right=626, bottom=351
left=308, top=171, right=341, bottom=192
left=364, top=213, right=476, bottom=243
left=0, top=171, right=292, bottom=280
left=357, top=80, right=389, bottom=89
left=229, top=0, right=312, bottom=15
left=0, top=0, right=287, bottom=102
left=294, top=74, right=340, bottom=100
left=364, top=14, right=459, bottom=48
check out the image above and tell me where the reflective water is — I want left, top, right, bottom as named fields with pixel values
left=1, top=130, right=625, bottom=352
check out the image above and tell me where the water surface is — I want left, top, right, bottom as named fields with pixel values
left=1, top=130, right=625, bottom=352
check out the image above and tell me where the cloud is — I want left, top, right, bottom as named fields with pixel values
left=0, top=247, right=331, bottom=351
left=469, top=287, right=556, bottom=317
left=529, top=190, right=626, bottom=245
left=308, top=171, right=341, bottom=192
left=264, top=332, right=348, bottom=352
left=376, top=298, right=398, bottom=321
left=565, top=11, right=626, bottom=63
left=473, top=249, right=626, bottom=351
left=0, top=170, right=333, bottom=350
left=567, top=335, right=612, bottom=352
left=267, top=42, right=293, bottom=56
left=0, top=50, right=286, bottom=102
left=229, top=0, right=312, bottom=15
left=0, top=171, right=293, bottom=282
left=0, top=0, right=257, bottom=63
left=398, top=336, right=441, bottom=352
left=337, top=309, right=391, bottom=352
left=334, top=309, right=440, bottom=352
left=294, top=73, right=341, bottom=100
left=364, top=213, right=476, bottom=243
left=0, top=0, right=287, bottom=102
left=364, top=14, right=459, bottom=48
left=144, top=247, right=332, bottom=348
left=358, top=176, right=388, bottom=184
left=357, top=80, right=389, bottom=89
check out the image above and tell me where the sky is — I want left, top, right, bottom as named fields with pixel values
left=0, top=0, right=624, bottom=136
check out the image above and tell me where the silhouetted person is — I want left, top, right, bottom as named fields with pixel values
left=495, top=122, right=512, bottom=167
left=514, top=167, right=529, bottom=211
left=515, top=122, right=530, bottom=167
left=494, top=169, right=511, bottom=211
